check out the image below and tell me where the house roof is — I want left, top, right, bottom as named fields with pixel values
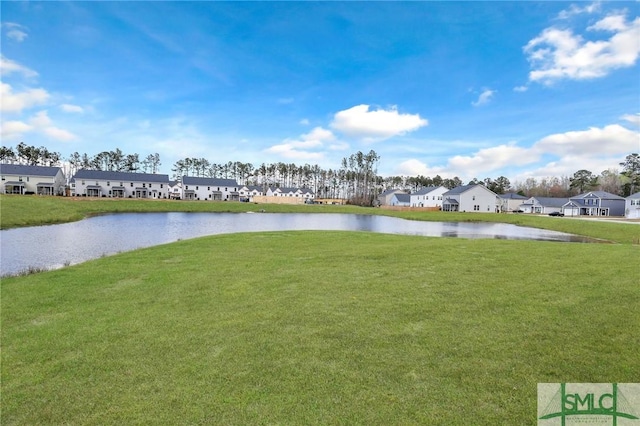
left=499, top=192, right=527, bottom=200
left=380, top=188, right=406, bottom=197
left=443, top=184, right=497, bottom=196
left=571, top=191, right=625, bottom=201
left=393, top=194, right=411, bottom=203
left=443, top=198, right=459, bottom=205
left=0, top=164, right=62, bottom=177
left=522, top=197, right=569, bottom=207
left=182, top=176, right=238, bottom=186
left=627, top=192, right=640, bottom=199
left=412, top=186, right=444, bottom=196
left=73, top=169, right=169, bottom=183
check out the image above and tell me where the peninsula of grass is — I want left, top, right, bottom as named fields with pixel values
left=1, top=194, right=638, bottom=244
left=2, top=231, right=638, bottom=424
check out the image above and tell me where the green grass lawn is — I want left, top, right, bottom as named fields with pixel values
left=2, top=231, right=639, bottom=424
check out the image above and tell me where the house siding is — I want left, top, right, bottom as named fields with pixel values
left=71, top=170, right=170, bottom=199
left=0, top=164, right=66, bottom=195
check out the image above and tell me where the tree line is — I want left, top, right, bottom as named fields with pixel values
left=2, top=142, right=638, bottom=202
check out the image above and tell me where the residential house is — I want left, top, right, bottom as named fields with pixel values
left=0, top=164, right=66, bottom=196
left=71, top=169, right=170, bottom=198
left=239, top=185, right=265, bottom=202
left=389, top=193, right=411, bottom=207
left=625, top=192, right=640, bottom=219
left=266, top=186, right=315, bottom=200
left=168, top=181, right=182, bottom=199
left=409, top=186, right=447, bottom=208
left=562, top=191, right=626, bottom=217
left=442, top=184, right=498, bottom=213
left=181, top=176, right=239, bottom=201
left=498, top=192, right=528, bottom=212
left=519, top=197, right=568, bottom=214
left=377, top=188, right=407, bottom=206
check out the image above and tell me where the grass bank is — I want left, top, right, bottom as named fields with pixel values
left=1, top=195, right=638, bottom=244
left=2, top=231, right=638, bottom=424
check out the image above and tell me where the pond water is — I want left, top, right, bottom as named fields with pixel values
left=0, top=212, right=598, bottom=275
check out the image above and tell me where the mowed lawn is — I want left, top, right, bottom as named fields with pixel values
left=2, top=231, right=639, bottom=424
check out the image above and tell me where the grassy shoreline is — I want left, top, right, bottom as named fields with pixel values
left=2, top=195, right=639, bottom=423
left=1, top=194, right=638, bottom=244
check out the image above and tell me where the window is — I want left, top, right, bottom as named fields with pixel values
left=1, top=176, right=4, bottom=181
left=143, top=183, right=146, bottom=188
left=130, top=183, right=133, bottom=187
left=207, top=187, right=210, bottom=191
left=82, top=180, right=86, bottom=185
left=472, top=195, right=476, bottom=200
left=149, top=183, right=152, bottom=188
left=18, top=176, right=23, bottom=182
left=107, top=181, right=110, bottom=186
left=196, top=186, right=199, bottom=190
left=160, top=184, right=163, bottom=188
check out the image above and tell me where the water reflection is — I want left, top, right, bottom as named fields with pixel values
left=0, top=212, right=599, bottom=275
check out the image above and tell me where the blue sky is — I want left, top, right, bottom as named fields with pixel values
left=1, top=1, right=639, bottom=183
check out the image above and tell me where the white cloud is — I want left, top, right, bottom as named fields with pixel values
left=0, top=55, right=38, bottom=78
left=533, top=124, right=639, bottom=156
left=0, top=110, right=77, bottom=142
left=524, top=11, right=640, bottom=84
left=299, top=118, right=310, bottom=126
left=60, top=103, right=85, bottom=113
left=331, top=104, right=428, bottom=142
left=265, top=126, right=336, bottom=160
left=0, top=82, right=50, bottom=113
left=621, top=113, right=640, bottom=126
left=447, top=143, right=538, bottom=179
left=513, top=85, right=528, bottom=92
left=557, top=2, right=601, bottom=20
left=472, top=89, right=496, bottom=107
left=0, top=120, right=32, bottom=139
left=2, top=23, right=28, bottom=42
left=396, top=159, right=447, bottom=177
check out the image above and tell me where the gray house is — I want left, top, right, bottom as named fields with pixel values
left=563, top=191, right=626, bottom=217
left=0, top=164, right=66, bottom=195
left=520, top=197, right=569, bottom=214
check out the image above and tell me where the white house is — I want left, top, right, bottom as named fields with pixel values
left=239, top=185, right=264, bottom=202
left=625, top=192, right=640, bottom=219
left=389, top=193, right=411, bottom=207
left=168, top=181, right=182, bottom=199
left=410, top=186, right=447, bottom=208
left=0, top=164, right=66, bottom=195
left=181, top=176, right=239, bottom=201
left=519, top=197, right=568, bottom=214
left=71, top=169, right=170, bottom=198
left=377, top=188, right=407, bottom=206
left=498, top=192, right=528, bottom=212
left=266, top=186, right=315, bottom=200
left=442, top=184, right=498, bottom=213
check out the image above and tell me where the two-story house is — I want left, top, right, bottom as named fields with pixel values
left=409, top=186, right=447, bottom=208
left=181, top=176, right=240, bottom=201
left=442, top=184, right=498, bottom=213
left=625, top=192, right=640, bottom=219
left=0, top=164, right=66, bottom=196
left=563, top=191, right=626, bottom=217
left=71, top=170, right=170, bottom=198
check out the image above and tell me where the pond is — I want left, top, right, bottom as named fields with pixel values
left=0, top=212, right=599, bottom=276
